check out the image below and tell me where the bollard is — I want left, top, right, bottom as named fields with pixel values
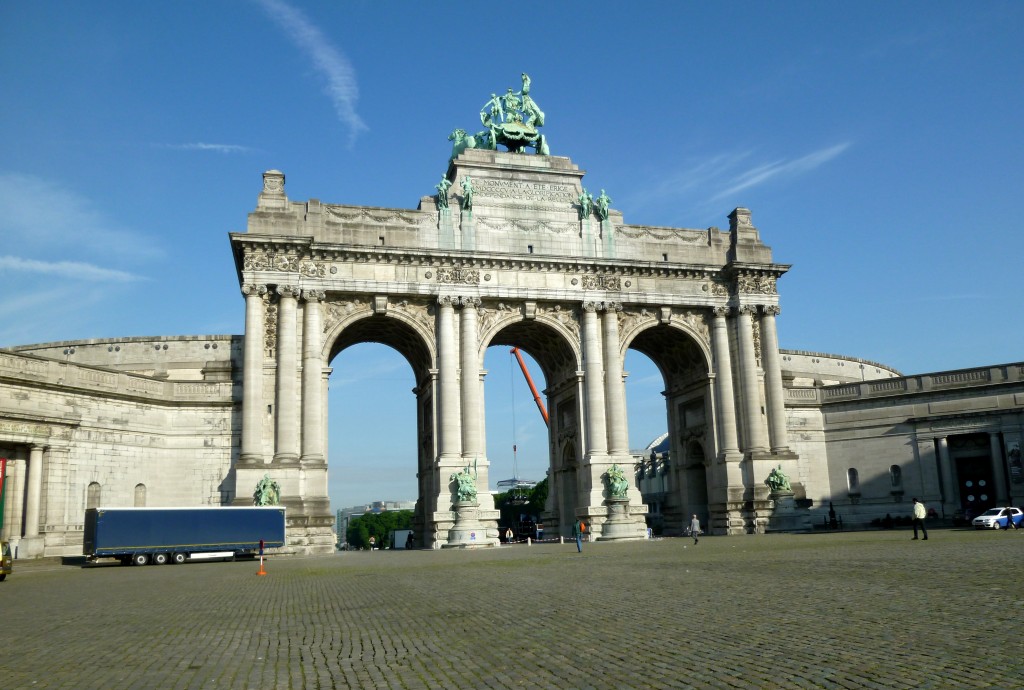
left=257, top=538, right=267, bottom=576
left=527, top=537, right=532, bottom=546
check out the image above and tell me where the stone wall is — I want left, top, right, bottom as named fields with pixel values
left=0, top=346, right=239, bottom=557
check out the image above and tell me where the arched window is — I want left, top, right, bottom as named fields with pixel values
left=889, top=465, right=902, bottom=489
left=87, top=482, right=101, bottom=509
left=134, top=483, right=147, bottom=507
left=847, top=468, right=860, bottom=493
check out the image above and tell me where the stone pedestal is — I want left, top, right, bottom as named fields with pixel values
left=18, top=535, right=45, bottom=559
left=765, top=491, right=812, bottom=533
left=597, top=497, right=638, bottom=541
left=443, top=501, right=497, bottom=548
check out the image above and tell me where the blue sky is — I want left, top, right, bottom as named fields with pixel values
left=2, top=2, right=1022, bottom=510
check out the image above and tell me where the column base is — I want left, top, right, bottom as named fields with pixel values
left=18, top=535, right=45, bottom=559
left=596, top=497, right=644, bottom=541
left=764, top=491, right=813, bottom=533
left=443, top=500, right=497, bottom=548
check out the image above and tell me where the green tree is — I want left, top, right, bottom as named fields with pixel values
left=527, top=477, right=548, bottom=516
left=347, top=510, right=414, bottom=549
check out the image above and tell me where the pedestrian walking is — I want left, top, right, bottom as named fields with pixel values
left=573, top=518, right=585, bottom=552
left=911, top=498, right=928, bottom=540
left=689, top=514, right=701, bottom=545
left=1001, top=507, right=1018, bottom=530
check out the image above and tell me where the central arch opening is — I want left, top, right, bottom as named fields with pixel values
left=325, top=310, right=434, bottom=548
left=482, top=314, right=579, bottom=538
left=623, top=322, right=712, bottom=535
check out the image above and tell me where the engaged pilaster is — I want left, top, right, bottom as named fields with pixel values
left=735, top=305, right=769, bottom=453
left=711, top=307, right=740, bottom=458
left=274, top=285, right=300, bottom=464
left=437, top=296, right=462, bottom=460
left=988, top=432, right=1009, bottom=504
left=937, top=436, right=957, bottom=509
left=459, top=297, right=483, bottom=461
left=240, top=283, right=267, bottom=465
left=301, top=290, right=326, bottom=465
left=759, top=305, right=790, bottom=452
left=602, top=303, right=628, bottom=456
left=582, top=301, right=607, bottom=459
left=24, top=445, right=45, bottom=538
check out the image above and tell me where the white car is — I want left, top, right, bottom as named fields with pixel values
left=972, top=506, right=1023, bottom=529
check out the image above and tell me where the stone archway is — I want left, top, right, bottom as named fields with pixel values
left=621, top=318, right=714, bottom=534
left=324, top=305, right=436, bottom=545
left=230, top=146, right=794, bottom=552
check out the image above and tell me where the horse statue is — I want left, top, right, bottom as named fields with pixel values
left=448, top=128, right=491, bottom=163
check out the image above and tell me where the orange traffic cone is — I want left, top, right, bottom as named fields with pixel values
left=257, top=555, right=267, bottom=576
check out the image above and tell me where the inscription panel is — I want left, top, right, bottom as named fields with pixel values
left=473, top=178, right=576, bottom=203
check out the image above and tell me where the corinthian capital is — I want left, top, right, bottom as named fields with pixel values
left=761, top=305, right=781, bottom=317
left=737, top=304, right=758, bottom=316
left=241, top=283, right=268, bottom=297
left=276, top=285, right=300, bottom=298
left=582, top=300, right=603, bottom=313
left=712, top=306, right=731, bottom=318
left=303, top=289, right=326, bottom=302
left=438, top=295, right=458, bottom=308
left=457, top=296, right=482, bottom=309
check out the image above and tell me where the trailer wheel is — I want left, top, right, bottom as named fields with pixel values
left=132, top=553, right=149, bottom=566
left=172, top=552, right=187, bottom=565
left=152, top=552, right=169, bottom=566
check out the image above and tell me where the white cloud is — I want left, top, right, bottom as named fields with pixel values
left=0, top=256, right=142, bottom=282
left=709, top=143, right=851, bottom=202
left=157, top=142, right=253, bottom=154
left=256, top=0, right=368, bottom=145
left=0, top=172, right=163, bottom=260
left=623, top=143, right=851, bottom=225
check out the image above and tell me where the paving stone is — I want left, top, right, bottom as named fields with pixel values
left=1, top=530, right=1021, bottom=689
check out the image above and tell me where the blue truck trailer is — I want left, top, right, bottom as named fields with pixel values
left=83, top=506, right=286, bottom=566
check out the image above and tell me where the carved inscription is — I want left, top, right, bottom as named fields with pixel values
left=472, top=178, right=577, bottom=203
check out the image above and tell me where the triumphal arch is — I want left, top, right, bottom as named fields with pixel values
left=230, top=75, right=795, bottom=551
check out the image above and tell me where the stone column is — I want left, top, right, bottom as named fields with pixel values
left=438, top=296, right=462, bottom=460
left=240, top=284, right=267, bottom=464
left=937, top=436, right=957, bottom=509
left=582, top=302, right=607, bottom=458
left=301, top=290, right=325, bottom=464
left=5, top=458, right=26, bottom=543
left=602, top=303, right=629, bottom=456
left=24, top=445, right=44, bottom=538
left=711, top=308, right=740, bottom=458
left=988, top=432, right=1008, bottom=504
left=760, top=306, right=790, bottom=452
left=274, top=285, right=300, bottom=463
left=459, top=297, right=483, bottom=461
left=735, top=305, right=768, bottom=452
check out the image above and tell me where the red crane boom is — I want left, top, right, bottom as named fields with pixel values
left=510, top=347, right=549, bottom=427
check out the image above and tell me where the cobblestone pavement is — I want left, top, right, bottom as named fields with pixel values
left=1, top=529, right=1022, bottom=689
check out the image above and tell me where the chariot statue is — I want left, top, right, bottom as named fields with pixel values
left=449, top=73, right=550, bottom=163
